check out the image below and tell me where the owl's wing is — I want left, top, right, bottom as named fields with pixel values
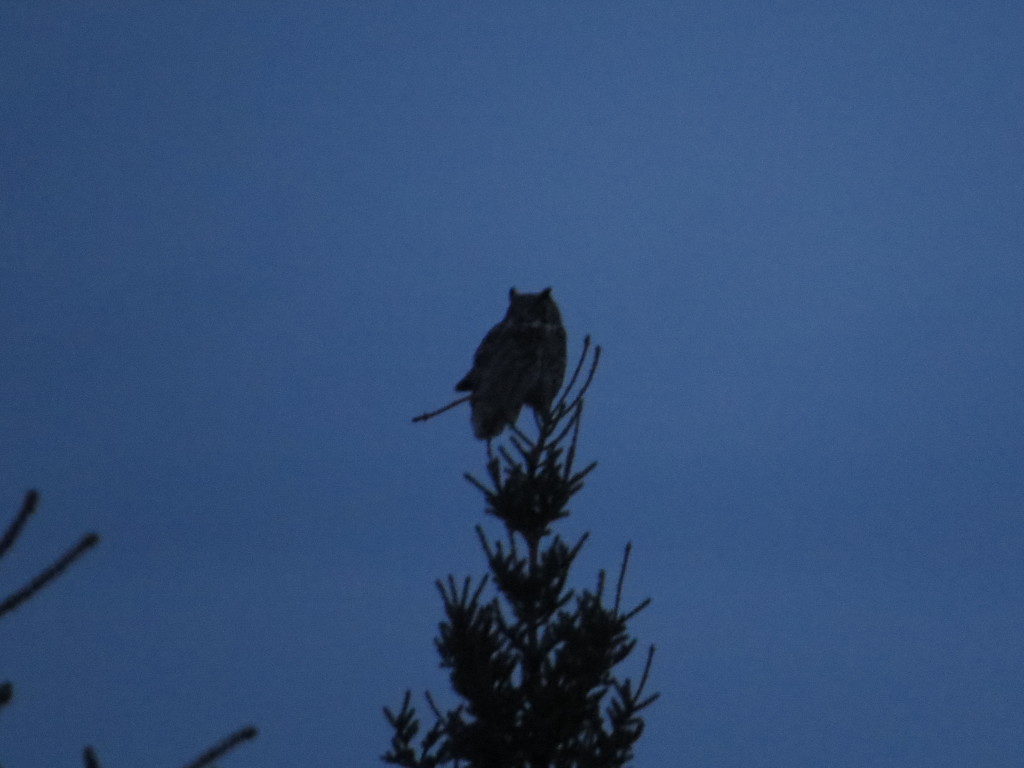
left=455, top=321, right=505, bottom=391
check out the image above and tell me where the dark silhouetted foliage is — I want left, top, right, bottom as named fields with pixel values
left=385, top=340, right=657, bottom=768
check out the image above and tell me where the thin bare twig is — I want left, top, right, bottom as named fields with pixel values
left=634, top=645, right=660, bottom=709
left=559, top=334, right=592, bottom=401
left=0, top=533, right=100, bottom=619
left=614, top=543, right=633, bottom=615
left=412, top=395, right=472, bottom=424
left=557, top=344, right=601, bottom=421
left=179, top=726, right=258, bottom=768
left=0, top=490, right=39, bottom=560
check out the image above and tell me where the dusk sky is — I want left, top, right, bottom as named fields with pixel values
left=2, top=3, right=1022, bottom=767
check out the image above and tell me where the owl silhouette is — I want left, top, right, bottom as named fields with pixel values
left=456, top=287, right=568, bottom=440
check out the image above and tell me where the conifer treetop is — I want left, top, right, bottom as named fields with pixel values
left=385, top=339, right=658, bottom=768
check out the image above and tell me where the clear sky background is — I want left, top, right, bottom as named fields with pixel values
left=2, top=3, right=1022, bottom=767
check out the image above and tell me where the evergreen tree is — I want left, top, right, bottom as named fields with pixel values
left=386, top=341, right=657, bottom=768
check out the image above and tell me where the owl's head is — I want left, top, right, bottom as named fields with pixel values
left=506, top=287, right=562, bottom=324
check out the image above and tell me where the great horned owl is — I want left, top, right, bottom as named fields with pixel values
left=456, top=287, right=568, bottom=440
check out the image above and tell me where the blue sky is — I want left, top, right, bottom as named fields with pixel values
left=2, top=3, right=1022, bottom=766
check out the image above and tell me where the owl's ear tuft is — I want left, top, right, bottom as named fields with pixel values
left=509, top=287, right=518, bottom=300
left=541, top=287, right=553, bottom=298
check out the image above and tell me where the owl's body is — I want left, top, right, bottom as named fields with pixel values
left=456, top=288, right=568, bottom=440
